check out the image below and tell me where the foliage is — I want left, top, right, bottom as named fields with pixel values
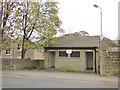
left=0, top=1, right=16, bottom=49
left=79, top=30, right=89, bottom=36
left=0, top=1, right=62, bottom=58
left=64, top=31, right=89, bottom=37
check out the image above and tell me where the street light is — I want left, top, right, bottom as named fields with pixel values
left=93, top=4, right=103, bottom=75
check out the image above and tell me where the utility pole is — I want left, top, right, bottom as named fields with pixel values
left=93, top=4, right=103, bottom=75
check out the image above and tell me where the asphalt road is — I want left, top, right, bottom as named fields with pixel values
left=1, top=70, right=119, bottom=88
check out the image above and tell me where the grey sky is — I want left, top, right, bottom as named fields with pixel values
left=56, top=0, right=119, bottom=40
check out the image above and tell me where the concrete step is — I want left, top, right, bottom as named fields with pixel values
left=83, top=70, right=95, bottom=73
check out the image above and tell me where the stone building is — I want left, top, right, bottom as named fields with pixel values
left=1, top=38, right=44, bottom=60
left=44, top=33, right=120, bottom=76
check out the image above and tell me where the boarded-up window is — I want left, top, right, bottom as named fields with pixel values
left=59, top=51, right=68, bottom=57
left=70, top=51, right=80, bottom=57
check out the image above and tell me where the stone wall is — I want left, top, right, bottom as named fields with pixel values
left=2, top=59, right=44, bottom=70
left=102, top=47, right=120, bottom=76
left=55, top=51, right=86, bottom=72
left=45, top=49, right=97, bottom=72
left=101, top=38, right=120, bottom=76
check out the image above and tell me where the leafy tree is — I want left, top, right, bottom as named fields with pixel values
left=12, top=1, right=62, bottom=58
left=68, top=31, right=89, bottom=36
left=0, top=1, right=16, bottom=50
left=79, top=30, right=89, bottom=36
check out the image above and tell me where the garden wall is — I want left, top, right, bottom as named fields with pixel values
left=2, top=59, right=44, bottom=70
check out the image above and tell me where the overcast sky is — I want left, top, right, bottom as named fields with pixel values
left=55, top=0, right=119, bottom=40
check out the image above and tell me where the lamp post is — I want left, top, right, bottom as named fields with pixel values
left=93, top=4, right=102, bottom=75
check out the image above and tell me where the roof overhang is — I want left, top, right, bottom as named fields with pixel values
left=45, top=47, right=98, bottom=50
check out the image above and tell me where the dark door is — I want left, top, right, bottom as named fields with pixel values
left=86, top=52, right=93, bottom=70
left=48, top=52, right=55, bottom=68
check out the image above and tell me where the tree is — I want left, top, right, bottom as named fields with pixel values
left=13, top=1, right=62, bottom=58
left=0, top=1, right=16, bottom=50
left=79, top=30, right=89, bottom=36
left=69, top=31, right=89, bottom=36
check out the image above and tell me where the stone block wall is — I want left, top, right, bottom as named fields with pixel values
left=101, top=38, right=120, bottom=76
left=45, top=49, right=97, bottom=72
left=102, top=50, right=120, bottom=76
left=2, top=59, right=44, bottom=70
left=55, top=51, right=86, bottom=72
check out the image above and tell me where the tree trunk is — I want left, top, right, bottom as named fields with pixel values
left=21, top=2, right=28, bottom=59
left=21, top=36, right=27, bottom=59
left=21, top=25, right=26, bottom=59
left=0, top=1, right=3, bottom=43
left=0, top=1, right=3, bottom=56
left=21, top=46, right=26, bottom=59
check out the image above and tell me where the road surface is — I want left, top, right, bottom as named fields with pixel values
left=1, top=70, right=119, bottom=88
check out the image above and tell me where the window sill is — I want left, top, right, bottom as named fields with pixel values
left=59, top=57, right=80, bottom=59
left=6, top=54, right=11, bottom=56
left=17, top=50, right=22, bottom=51
left=59, top=57, right=68, bottom=58
left=70, top=57, right=80, bottom=58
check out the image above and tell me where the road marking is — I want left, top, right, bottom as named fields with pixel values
left=1, top=74, right=119, bottom=85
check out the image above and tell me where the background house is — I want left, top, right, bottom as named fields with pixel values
left=1, top=38, right=44, bottom=60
